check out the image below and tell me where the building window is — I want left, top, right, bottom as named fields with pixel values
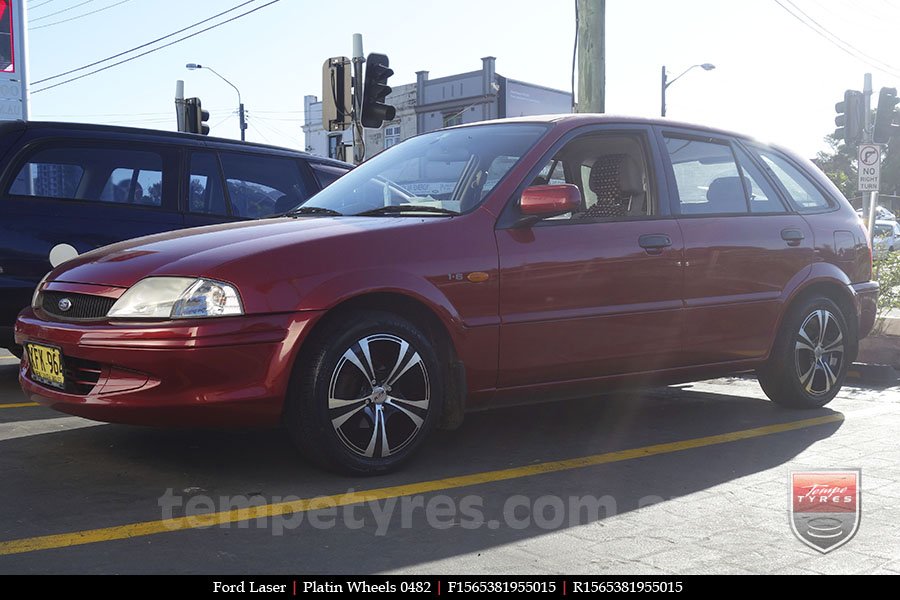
left=443, top=112, right=463, bottom=127
left=327, top=134, right=342, bottom=160
left=384, top=125, right=401, bottom=149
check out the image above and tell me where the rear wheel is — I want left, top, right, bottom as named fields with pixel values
left=4, top=345, right=22, bottom=359
left=284, top=310, right=443, bottom=474
left=758, top=296, right=851, bottom=408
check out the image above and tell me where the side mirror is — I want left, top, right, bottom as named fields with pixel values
left=516, top=184, right=581, bottom=226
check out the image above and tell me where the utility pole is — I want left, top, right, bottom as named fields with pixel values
left=863, top=73, right=878, bottom=247
left=576, top=0, right=605, bottom=113
left=175, top=80, right=186, bottom=132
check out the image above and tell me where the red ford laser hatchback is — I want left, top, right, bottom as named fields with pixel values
left=17, top=115, right=877, bottom=473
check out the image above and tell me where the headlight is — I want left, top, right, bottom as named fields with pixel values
left=32, top=272, right=51, bottom=309
left=108, top=277, right=243, bottom=319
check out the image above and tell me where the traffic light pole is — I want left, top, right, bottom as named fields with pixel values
left=864, top=73, right=878, bottom=248
left=352, top=34, right=366, bottom=164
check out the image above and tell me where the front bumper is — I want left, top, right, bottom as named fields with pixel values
left=15, top=308, right=325, bottom=427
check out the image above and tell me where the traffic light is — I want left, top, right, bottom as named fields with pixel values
left=834, top=90, right=864, bottom=145
left=322, top=57, right=351, bottom=131
left=361, top=53, right=396, bottom=129
left=185, top=97, right=210, bottom=135
left=873, top=87, right=900, bottom=144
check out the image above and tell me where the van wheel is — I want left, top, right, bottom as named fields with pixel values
left=757, top=296, right=851, bottom=408
left=284, top=310, right=443, bottom=474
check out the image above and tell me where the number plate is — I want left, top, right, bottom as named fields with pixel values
left=26, top=343, right=66, bottom=389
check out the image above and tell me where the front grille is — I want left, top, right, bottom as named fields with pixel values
left=41, top=291, right=116, bottom=321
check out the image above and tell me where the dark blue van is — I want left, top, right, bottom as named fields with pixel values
left=0, top=121, right=350, bottom=355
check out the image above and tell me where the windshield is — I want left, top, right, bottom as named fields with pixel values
left=299, top=123, right=547, bottom=216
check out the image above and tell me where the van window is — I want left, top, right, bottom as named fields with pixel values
left=664, top=137, right=747, bottom=215
left=8, top=146, right=164, bottom=207
left=188, top=152, right=228, bottom=215
left=309, top=163, right=348, bottom=189
left=219, top=152, right=310, bottom=218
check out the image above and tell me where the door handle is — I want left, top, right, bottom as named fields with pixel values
left=638, top=234, right=672, bottom=252
left=781, top=229, right=805, bottom=246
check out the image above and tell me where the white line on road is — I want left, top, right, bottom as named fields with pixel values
left=0, top=417, right=103, bottom=442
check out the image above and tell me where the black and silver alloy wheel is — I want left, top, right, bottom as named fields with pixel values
left=285, top=310, right=443, bottom=474
left=329, top=334, right=430, bottom=459
left=758, top=296, right=852, bottom=409
left=794, top=309, right=844, bottom=397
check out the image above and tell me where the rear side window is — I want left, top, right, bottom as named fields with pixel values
left=664, top=137, right=747, bottom=215
left=219, top=152, right=311, bottom=218
left=188, top=152, right=228, bottom=215
left=754, top=147, right=832, bottom=213
left=733, top=146, right=785, bottom=214
left=309, top=163, right=348, bottom=189
left=8, top=146, right=165, bottom=207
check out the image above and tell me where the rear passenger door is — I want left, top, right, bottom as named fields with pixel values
left=1, top=141, right=181, bottom=281
left=658, top=128, right=814, bottom=365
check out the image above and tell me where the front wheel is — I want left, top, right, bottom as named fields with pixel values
left=284, top=310, right=443, bottom=474
left=758, top=296, right=852, bottom=408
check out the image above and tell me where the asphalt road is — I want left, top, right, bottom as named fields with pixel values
left=0, top=351, right=898, bottom=575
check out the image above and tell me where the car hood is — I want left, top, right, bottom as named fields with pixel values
left=49, top=217, right=426, bottom=311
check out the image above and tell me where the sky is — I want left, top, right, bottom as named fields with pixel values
left=21, top=0, right=900, bottom=159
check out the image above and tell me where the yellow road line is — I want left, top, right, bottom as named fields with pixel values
left=0, top=402, right=40, bottom=409
left=0, top=413, right=843, bottom=556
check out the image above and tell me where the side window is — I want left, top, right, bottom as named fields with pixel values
left=187, top=152, right=228, bottom=215
left=309, top=163, right=349, bottom=189
left=754, top=147, right=833, bottom=213
left=218, top=153, right=312, bottom=219
left=8, top=146, right=164, bottom=207
left=664, top=137, right=747, bottom=215
left=733, top=146, right=785, bottom=213
left=525, top=133, right=654, bottom=223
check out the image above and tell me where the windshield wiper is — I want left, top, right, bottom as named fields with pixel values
left=356, top=205, right=459, bottom=217
left=285, top=206, right=343, bottom=217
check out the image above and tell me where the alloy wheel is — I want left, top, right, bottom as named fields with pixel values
left=794, top=309, right=844, bottom=397
left=327, top=333, right=431, bottom=458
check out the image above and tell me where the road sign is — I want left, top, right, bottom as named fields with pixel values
left=858, top=143, right=882, bottom=192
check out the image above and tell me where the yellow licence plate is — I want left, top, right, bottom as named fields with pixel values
left=26, top=343, right=65, bottom=389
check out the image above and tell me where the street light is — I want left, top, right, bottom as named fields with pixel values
left=661, top=63, right=715, bottom=118
left=186, top=63, right=247, bottom=141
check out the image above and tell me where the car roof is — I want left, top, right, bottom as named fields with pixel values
left=0, top=120, right=351, bottom=168
left=456, top=113, right=760, bottom=142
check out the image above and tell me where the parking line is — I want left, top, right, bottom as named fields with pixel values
left=0, top=402, right=40, bottom=409
left=0, top=413, right=843, bottom=556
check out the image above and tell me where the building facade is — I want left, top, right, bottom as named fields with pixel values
left=302, top=57, right=571, bottom=162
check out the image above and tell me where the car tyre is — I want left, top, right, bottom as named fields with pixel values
left=757, top=296, right=851, bottom=409
left=284, top=310, right=444, bottom=474
left=5, top=345, right=23, bottom=359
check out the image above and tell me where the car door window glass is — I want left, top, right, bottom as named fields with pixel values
left=528, top=134, right=653, bottom=223
left=219, top=152, right=310, bottom=218
left=665, top=137, right=747, bottom=215
left=754, top=147, right=833, bottom=212
left=188, top=152, right=228, bottom=215
left=8, top=146, right=164, bottom=207
left=733, top=146, right=785, bottom=213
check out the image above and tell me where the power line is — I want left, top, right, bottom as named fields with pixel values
left=783, top=0, right=899, bottom=73
left=29, top=0, right=134, bottom=31
left=32, top=0, right=282, bottom=94
left=30, top=0, right=95, bottom=22
left=772, top=0, right=899, bottom=78
left=32, top=0, right=257, bottom=85
left=29, top=0, right=57, bottom=10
